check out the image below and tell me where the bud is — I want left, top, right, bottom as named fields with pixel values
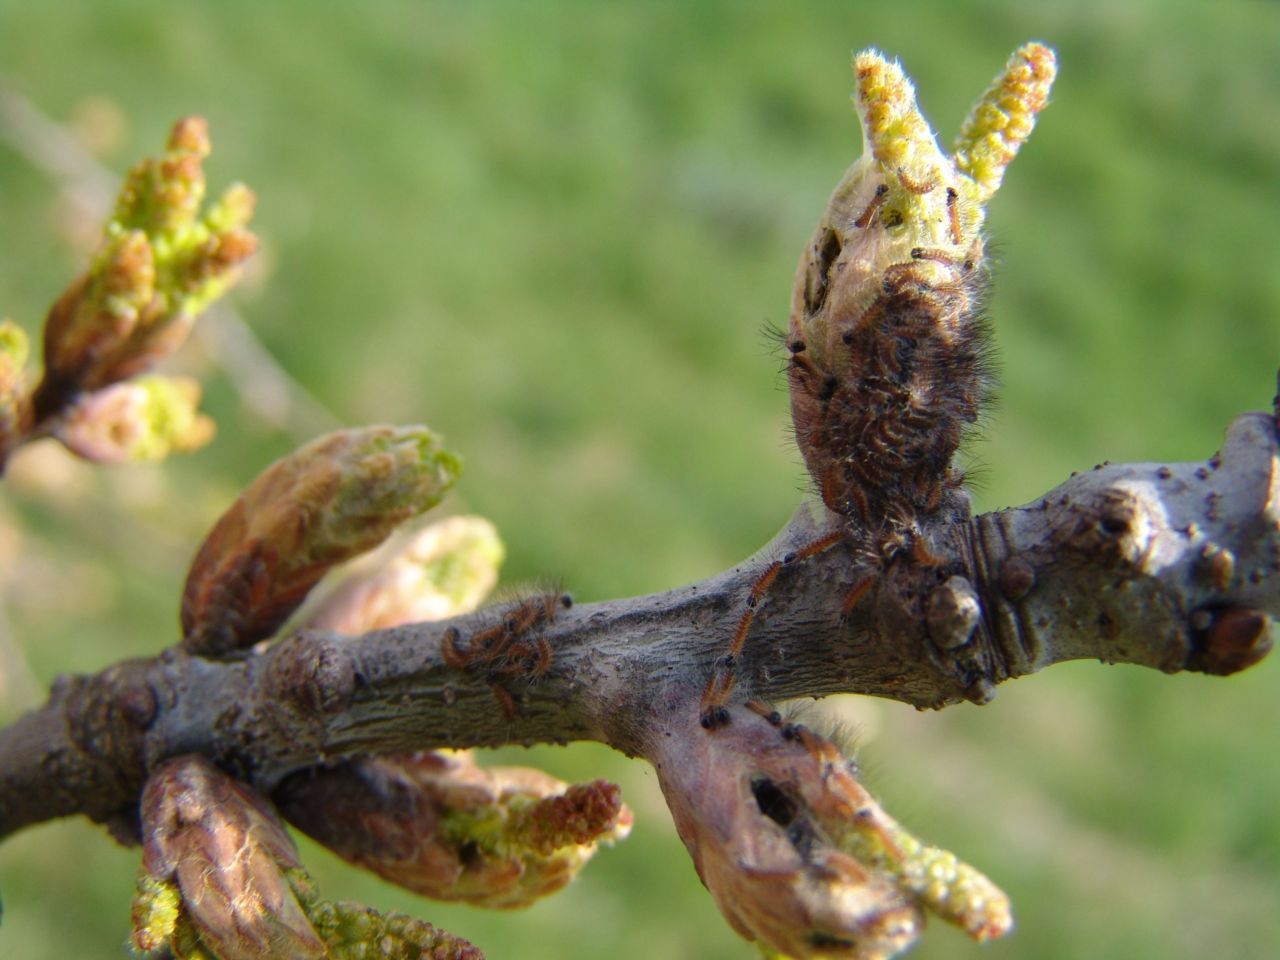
left=39, top=229, right=156, bottom=389
left=291, top=514, right=504, bottom=633
left=652, top=707, right=921, bottom=959
left=115, top=115, right=211, bottom=237
left=276, top=749, right=631, bottom=910
left=136, top=754, right=327, bottom=960
left=648, top=704, right=1010, bottom=959
left=33, top=116, right=258, bottom=417
left=0, top=319, right=31, bottom=447
left=788, top=44, right=1054, bottom=527
left=776, top=725, right=1012, bottom=944
left=55, top=375, right=214, bottom=464
left=204, top=182, right=258, bottom=234
left=166, top=224, right=260, bottom=324
left=181, top=425, right=463, bottom=655
left=134, top=754, right=484, bottom=959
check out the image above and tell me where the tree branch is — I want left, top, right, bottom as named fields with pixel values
left=2, top=406, right=1274, bottom=843
left=6, top=37, right=1275, bottom=959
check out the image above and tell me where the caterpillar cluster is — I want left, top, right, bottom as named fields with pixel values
left=789, top=224, right=992, bottom=542
left=440, top=590, right=571, bottom=717
left=699, top=43, right=1056, bottom=729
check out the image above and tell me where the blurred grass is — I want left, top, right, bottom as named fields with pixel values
left=1, top=1, right=1279, bottom=958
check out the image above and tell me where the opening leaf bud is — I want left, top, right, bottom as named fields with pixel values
left=181, top=425, right=463, bottom=655
left=54, top=374, right=214, bottom=464
left=288, top=514, right=504, bottom=634
left=276, top=750, right=631, bottom=910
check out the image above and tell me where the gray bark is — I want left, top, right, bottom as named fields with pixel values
left=0, top=409, right=1275, bottom=842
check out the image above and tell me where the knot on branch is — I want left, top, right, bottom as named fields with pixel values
left=1050, top=483, right=1162, bottom=572
left=265, top=632, right=357, bottom=716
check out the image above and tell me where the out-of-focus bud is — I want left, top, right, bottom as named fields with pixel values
left=135, top=754, right=327, bottom=960
left=54, top=374, right=214, bottom=464
left=0, top=320, right=29, bottom=379
left=115, top=115, right=210, bottom=238
left=181, top=426, right=462, bottom=656
left=109, top=117, right=259, bottom=334
left=648, top=704, right=1010, bottom=959
left=204, top=182, right=257, bottom=234
left=290, top=514, right=504, bottom=634
left=0, top=319, right=31, bottom=449
left=33, top=116, right=258, bottom=420
left=276, top=750, right=631, bottom=910
left=39, top=229, right=155, bottom=391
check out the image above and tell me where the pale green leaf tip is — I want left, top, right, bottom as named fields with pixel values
left=0, top=319, right=30, bottom=367
left=57, top=375, right=214, bottom=464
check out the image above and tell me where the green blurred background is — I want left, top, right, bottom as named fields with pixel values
left=1, top=1, right=1279, bottom=958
